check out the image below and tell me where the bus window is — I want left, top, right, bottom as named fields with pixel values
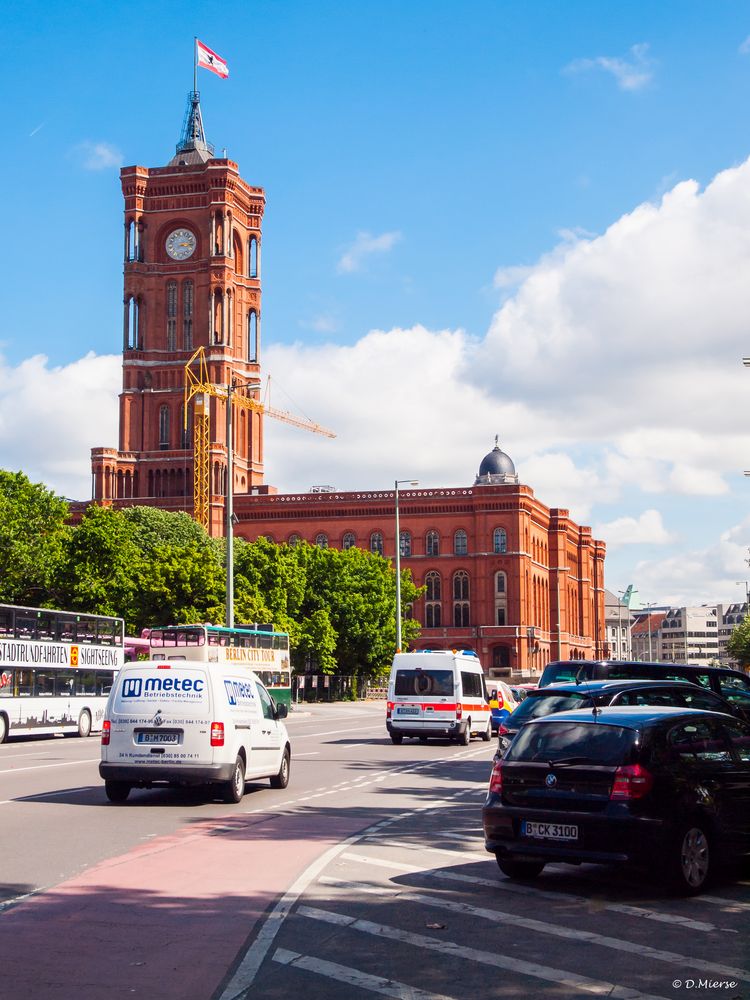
left=54, top=673, right=76, bottom=697
left=15, top=670, right=32, bottom=696
left=76, top=671, right=97, bottom=695
left=35, top=671, right=55, bottom=696
left=0, top=671, right=13, bottom=696
left=96, top=672, right=114, bottom=696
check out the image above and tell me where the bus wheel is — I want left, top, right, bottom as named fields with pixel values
left=105, top=781, right=131, bottom=803
left=271, top=747, right=291, bottom=789
left=224, top=755, right=246, bottom=803
left=77, top=710, right=92, bottom=738
left=0, top=713, right=7, bottom=744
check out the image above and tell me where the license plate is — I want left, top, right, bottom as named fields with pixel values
left=397, top=706, right=420, bottom=715
left=137, top=731, right=179, bottom=745
left=522, top=821, right=578, bottom=841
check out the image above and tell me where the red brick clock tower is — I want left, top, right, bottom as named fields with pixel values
left=90, top=92, right=267, bottom=535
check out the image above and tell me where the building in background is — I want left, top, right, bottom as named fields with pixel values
left=630, top=606, right=720, bottom=665
left=233, top=442, right=607, bottom=680
left=717, top=601, right=749, bottom=667
left=604, top=590, right=633, bottom=659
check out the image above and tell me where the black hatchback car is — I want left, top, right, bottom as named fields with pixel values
left=496, top=679, right=746, bottom=756
left=482, top=706, right=750, bottom=894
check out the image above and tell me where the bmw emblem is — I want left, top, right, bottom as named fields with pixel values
left=545, top=773, right=557, bottom=787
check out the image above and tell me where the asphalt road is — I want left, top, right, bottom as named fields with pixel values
left=1, top=701, right=748, bottom=1000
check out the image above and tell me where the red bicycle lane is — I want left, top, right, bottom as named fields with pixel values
left=0, top=805, right=380, bottom=1000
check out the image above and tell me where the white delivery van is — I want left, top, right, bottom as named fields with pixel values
left=99, top=659, right=291, bottom=803
left=386, top=650, right=492, bottom=745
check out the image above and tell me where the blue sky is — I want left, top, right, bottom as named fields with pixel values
left=3, top=1, right=750, bottom=607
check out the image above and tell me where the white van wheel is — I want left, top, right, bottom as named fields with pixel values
left=460, top=721, right=471, bottom=746
left=224, top=755, right=246, bottom=803
left=271, top=747, right=291, bottom=789
left=481, top=718, right=492, bottom=742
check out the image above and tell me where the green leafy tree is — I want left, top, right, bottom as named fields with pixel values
left=727, top=615, right=750, bottom=668
left=122, top=506, right=211, bottom=554
left=0, top=470, right=70, bottom=605
left=134, top=541, right=225, bottom=630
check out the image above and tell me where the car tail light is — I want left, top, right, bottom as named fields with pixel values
left=386, top=701, right=394, bottom=719
left=456, top=702, right=463, bottom=720
left=210, top=722, right=225, bottom=747
left=610, top=764, right=653, bottom=800
left=497, top=723, right=509, bottom=736
left=488, top=759, right=503, bottom=794
left=101, top=720, right=111, bottom=746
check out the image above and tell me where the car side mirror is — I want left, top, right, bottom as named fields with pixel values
left=274, top=703, right=288, bottom=721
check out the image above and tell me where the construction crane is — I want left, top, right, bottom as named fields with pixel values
left=184, top=346, right=335, bottom=531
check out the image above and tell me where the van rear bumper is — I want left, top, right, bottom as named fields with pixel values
left=386, top=719, right=465, bottom=739
left=99, top=762, right=235, bottom=786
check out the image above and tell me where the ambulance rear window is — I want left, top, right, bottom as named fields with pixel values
left=394, top=669, right=454, bottom=697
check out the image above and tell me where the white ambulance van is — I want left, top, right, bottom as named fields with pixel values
left=386, top=650, right=492, bottom=745
left=99, top=659, right=291, bottom=803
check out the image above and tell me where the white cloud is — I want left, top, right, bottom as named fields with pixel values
left=337, top=230, right=402, bottom=273
left=593, top=509, right=675, bottom=549
left=564, top=42, right=655, bottom=92
left=0, top=352, right=119, bottom=499
left=739, top=35, right=750, bottom=55
left=71, top=141, right=123, bottom=170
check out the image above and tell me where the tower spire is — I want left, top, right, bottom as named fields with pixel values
left=169, top=91, right=214, bottom=165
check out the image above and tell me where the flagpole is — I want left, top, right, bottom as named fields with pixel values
left=193, top=36, right=197, bottom=93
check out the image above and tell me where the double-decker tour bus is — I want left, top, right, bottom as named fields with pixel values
left=147, top=623, right=292, bottom=708
left=0, top=603, right=125, bottom=743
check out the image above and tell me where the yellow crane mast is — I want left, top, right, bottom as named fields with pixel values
left=184, top=346, right=335, bottom=531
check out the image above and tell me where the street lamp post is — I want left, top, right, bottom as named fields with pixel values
left=395, top=479, right=418, bottom=652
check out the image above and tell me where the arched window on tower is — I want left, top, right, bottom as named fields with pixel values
left=248, top=310, right=259, bottom=362
left=493, top=527, right=507, bottom=554
left=213, top=290, right=223, bottom=344
left=424, top=571, right=442, bottom=628
left=226, top=291, right=233, bottom=348
left=249, top=236, right=259, bottom=278
left=124, top=295, right=142, bottom=351
left=183, top=280, right=194, bottom=351
left=370, top=531, right=384, bottom=556
left=166, top=281, right=177, bottom=351
left=126, top=219, right=139, bottom=262
left=399, top=531, right=412, bottom=557
left=342, top=532, right=356, bottom=550
left=315, top=533, right=329, bottom=549
left=159, top=405, right=170, bottom=450
left=180, top=402, right=192, bottom=449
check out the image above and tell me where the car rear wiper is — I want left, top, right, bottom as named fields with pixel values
left=548, top=756, right=592, bottom=767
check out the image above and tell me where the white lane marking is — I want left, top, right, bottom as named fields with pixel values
left=290, top=725, right=385, bottom=739
left=219, top=788, right=472, bottom=999
left=696, top=894, right=750, bottom=911
left=293, top=752, right=320, bottom=757
left=297, top=906, right=671, bottom=1000
left=319, top=876, right=750, bottom=981
left=338, top=852, right=730, bottom=934
left=273, top=948, right=456, bottom=1000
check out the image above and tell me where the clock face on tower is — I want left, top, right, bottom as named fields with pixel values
left=165, top=228, right=196, bottom=260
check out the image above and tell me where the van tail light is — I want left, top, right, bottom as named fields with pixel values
left=488, top=759, right=503, bottom=794
left=610, top=764, right=653, bottom=800
left=386, top=701, right=394, bottom=719
left=101, top=720, right=111, bottom=746
left=210, top=722, right=225, bottom=747
left=456, top=702, right=463, bottom=720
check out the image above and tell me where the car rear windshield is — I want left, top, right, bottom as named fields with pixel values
left=538, top=663, right=591, bottom=686
left=394, top=669, right=454, bottom=697
left=505, top=721, right=635, bottom=765
left=509, top=691, right=592, bottom=725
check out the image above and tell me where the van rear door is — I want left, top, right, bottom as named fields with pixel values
left=106, top=664, right=212, bottom=768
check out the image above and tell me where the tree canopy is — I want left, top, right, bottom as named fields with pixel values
left=726, top=615, right=750, bottom=667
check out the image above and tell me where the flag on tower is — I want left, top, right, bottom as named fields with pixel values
left=196, top=40, right=229, bottom=79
